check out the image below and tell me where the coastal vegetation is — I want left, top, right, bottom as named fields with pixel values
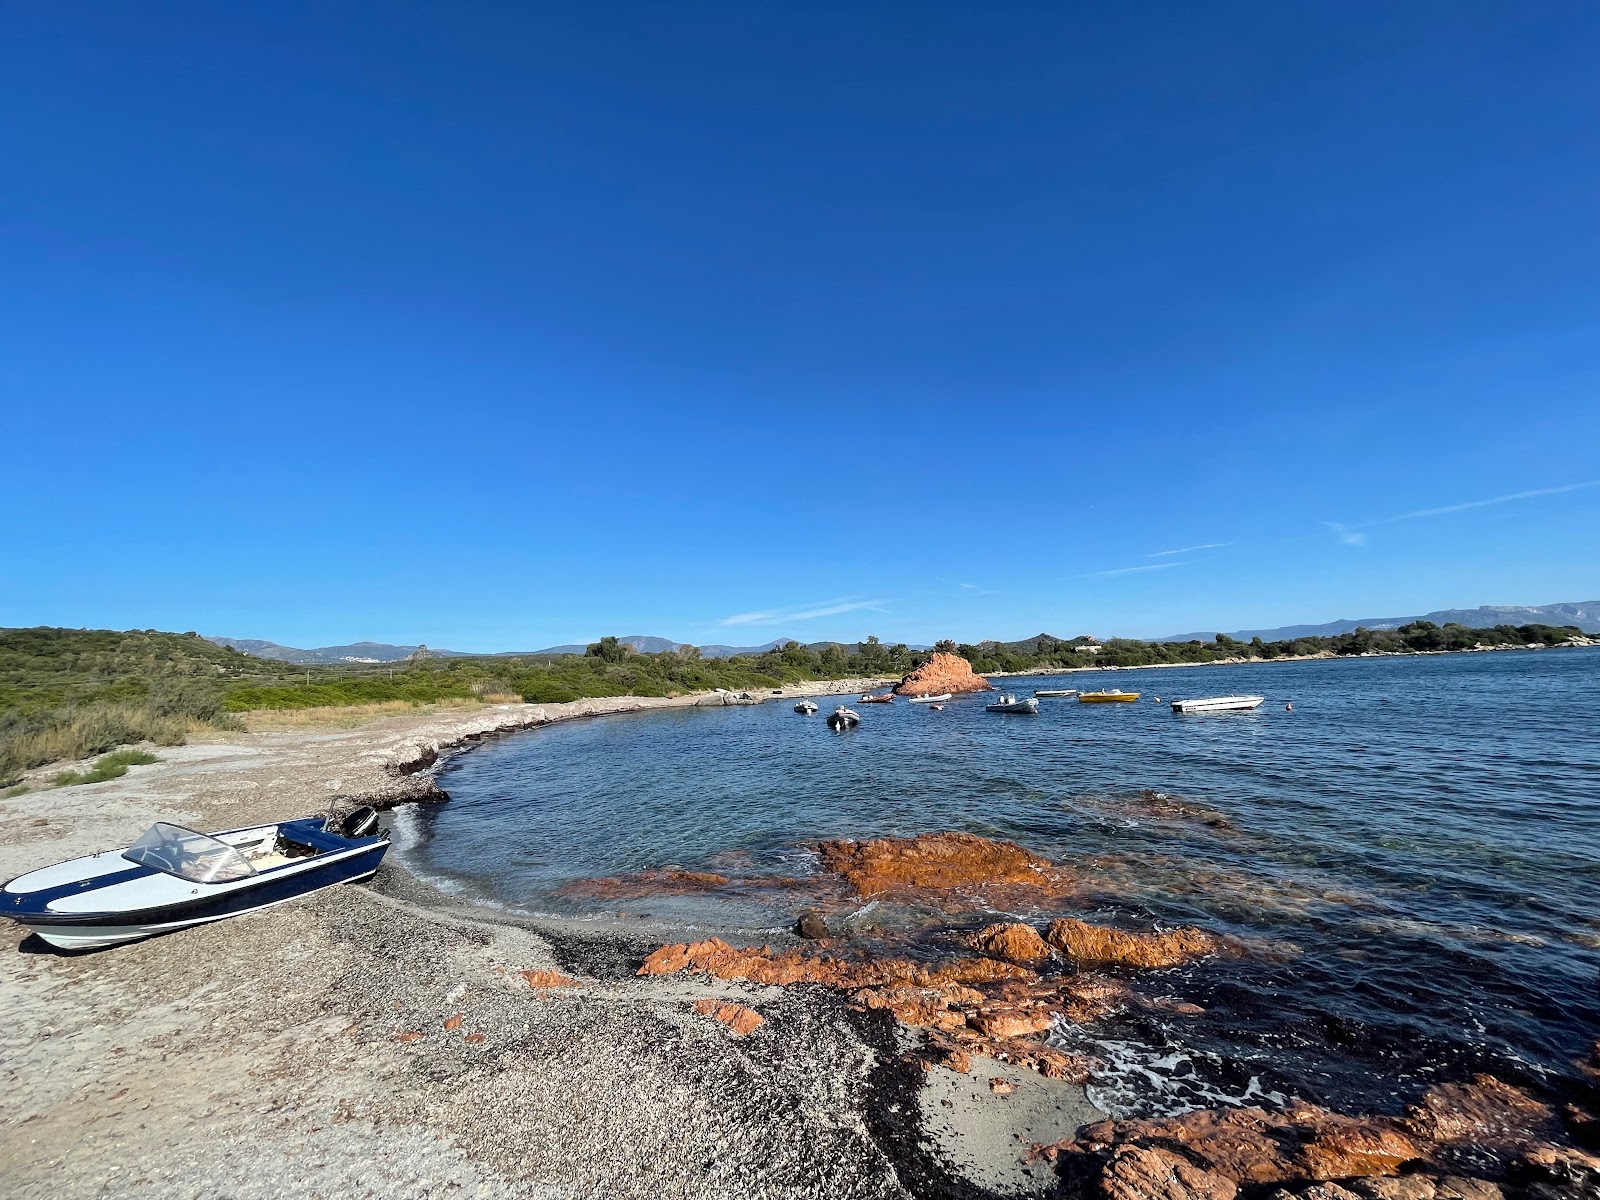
left=0, top=621, right=1587, bottom=785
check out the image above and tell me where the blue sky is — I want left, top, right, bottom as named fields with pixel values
left=2, top=2, right=1596, bottom=650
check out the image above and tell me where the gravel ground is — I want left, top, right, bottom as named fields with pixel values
left=0, top=689, right=1101, bottom=1200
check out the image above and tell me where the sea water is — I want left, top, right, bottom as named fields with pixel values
left=407, top=648, right=1600, bottom=1116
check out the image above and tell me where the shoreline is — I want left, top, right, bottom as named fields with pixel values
left=980, top=639, right=1594, bottom=679
left=0, top=682, right=1086, bottom=1199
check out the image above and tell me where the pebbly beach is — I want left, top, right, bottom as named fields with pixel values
left=0, top=681, right=1105, bottom=1200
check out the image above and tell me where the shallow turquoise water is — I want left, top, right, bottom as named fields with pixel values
left=409, top=648, right=1600, bottom=1116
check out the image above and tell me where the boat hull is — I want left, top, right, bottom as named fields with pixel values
left=985, top=699, right=1040, bottom=714
left=1079, top=692, right=1140, bottom=703
left=907, top=693, right=952, bottom=704
left=1171, top=695, right=1265, bottom=713
left=24, top=862, right=383, bottom=950
left=3, top=818, right=390, bottom=951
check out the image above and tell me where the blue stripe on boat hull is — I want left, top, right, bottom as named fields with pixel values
left=13, top=842, right=389, bottom=931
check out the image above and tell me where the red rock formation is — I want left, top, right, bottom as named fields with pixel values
left=691, top=999, right=764, bottom=1035
left=1099, top=1145, right=1239, bottom=1200
left=893, top=652, right=993, bottom=697
left=1038, top=1102, right=1421, bottom=1186
left=638, top=937, right=1032, bottom=990
left=1036, top=1074, right=1594, bottom=1198
left=1400, top=1074, right=1561, bottom=1164
left=1044, top=917, right=1223, bottom=968
left=971, top=921, right=1055, bottom=966
left=968, top=1005, right=1055, bottom=1040
left=519, top=968, right=576, bottom=989
left=816, top=832, right=1074, bottom=909
left=637, top=937, right=1117, bottom=1079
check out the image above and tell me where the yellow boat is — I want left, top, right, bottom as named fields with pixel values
left=1078, top=689, right=1141, bottom=703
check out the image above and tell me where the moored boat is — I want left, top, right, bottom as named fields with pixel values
left=1, top=808, right=390, bottom=951
left=858, top=692, right=895, bottom=704
left=907, top=693, right=952, bottom=704
left=1170, top=694, right=1265, bottom=714
left=1079, top=689, right=1140, bottom=703
left=984, top=694, right=1040, bottom=714
left=794, top=699, right=819, bottom=714
left=1034, top=688, right=1077, bottom=697
left=827, top=706, right=861, bottom=731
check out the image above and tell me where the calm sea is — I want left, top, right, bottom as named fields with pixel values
left=403, top=648, right=1600, bottom=1117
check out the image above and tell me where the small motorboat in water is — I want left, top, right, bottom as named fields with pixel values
left=1170, top=694, right=1265, bottom=714
left=857, top=692, right=895, bottom=704
left=793, top=699, right=819, bottom=714
left=1034, top=689, right=1077, bottom=697
left=827, top=706, right=861, bottom=731
left=985, top=694, right=1040, bottom=714
left=907, top=693, right=952, bottom=704
left=1079, top=689, right=1140, bottom=703
left=1, top=808, right=390, bottom=950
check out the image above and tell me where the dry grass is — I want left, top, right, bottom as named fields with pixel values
left=240, top=696, right=511, bottom=731
left=1, top=704, right=195, bottom=786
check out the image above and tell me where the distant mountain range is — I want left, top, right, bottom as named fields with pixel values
left=208, top=633, right=811, bottom=662
left=211, top=600, right=1599, bottom=665
left=206, top=637, right=476, bottom=664
left=1155, top=601, right=1600, bottom=643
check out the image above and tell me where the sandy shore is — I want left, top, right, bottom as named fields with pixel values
left=0, top=683, right=1100, bottom=1200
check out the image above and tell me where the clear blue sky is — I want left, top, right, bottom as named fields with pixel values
left=3, top=2, right=1596, bottom=650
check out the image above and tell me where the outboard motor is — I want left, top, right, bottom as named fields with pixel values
left=325, top=805, right=382, bottom=839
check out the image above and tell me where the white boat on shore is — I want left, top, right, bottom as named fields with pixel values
left=907, top=693, right=952, bottom=704
left=1, top=808, right=389, bottom=950
left=1170, top=694, right=1265, bottom=714
left=984, top=694, right=1040, bottom=714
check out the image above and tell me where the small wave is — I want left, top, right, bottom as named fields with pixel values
left=1050, top=1022, right=1289, bottom=1119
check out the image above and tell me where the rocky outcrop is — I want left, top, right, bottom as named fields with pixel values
left=637, top=937, right=1032, bottom=990
left=1037, top=1074, right=1593, bottom=1199
left=1400, top=1075, right=1564, bottom=1174
left=691, top=999, right=764, bottom=1035
left=1038, top=1102, right=1422, bottom=1187
left=970, top=921, right=1056, bottom=966
left=1044, top=917, right=1224, bottom=968
left=893, top=652, right=993, bottom=697
left=386, top=742, right=439, bottom=775
left=636, top=937, right=1115, bottom=1079
left=1100, top=1145, right=1239, bottom=1200
left=815, top=832, right=1075, bottom=909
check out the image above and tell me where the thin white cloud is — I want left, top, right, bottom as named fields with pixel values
left=717, top=598, right=888, bottom=627
left=1325, top=480, right=1599, bottom=546
left=1148, top=543, right=1227, bottom=558
left=1384, top=480, right=1600, bottom=523
left=1323, top=522, right=1367, bottom=547
left=1085, top=561, right=1189, bottom=579
left=961, top=583, right=1000, bottom=596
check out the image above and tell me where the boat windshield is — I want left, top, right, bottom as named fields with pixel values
left=122, top=822, right=258, bottom=883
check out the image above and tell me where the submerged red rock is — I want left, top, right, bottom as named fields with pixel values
left=815, top=832, right=1075, bottom=909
